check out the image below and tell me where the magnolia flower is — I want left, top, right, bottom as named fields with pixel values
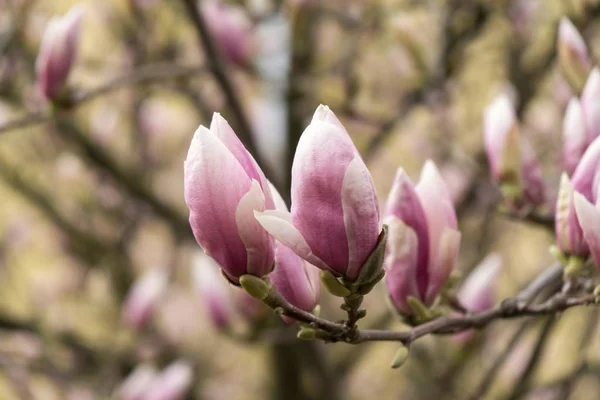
left=556, top=136, right=600, bottom=262
left=255, top=105, right=380, bottom=281
left=557, top=18, right=590, bottom=92
left=122, top=267, right=169, bottom=329
left=573, top=192, right=600, bottom=269
left=202, top=1, right=253, bottom=66
left=458, top=254, right=502, bottom=312
left=36, top=6, right=83, bottom=100
left=184, top=113, right=276, bottom=283
left=483, top=94, right=545, bottom=205
left=383, top=162, right=461, bottom=316
left=563, top=98, right=587, bottom=174
left=563, top=70, right=600, bottom=174
left=116, top=364, right=159, bottom=400
left=268, top=185, right=320, bottom=321
left=145, top=361, right=193, bottom=400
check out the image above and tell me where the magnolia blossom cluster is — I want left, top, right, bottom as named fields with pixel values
left=35, top=6, right=83, bottom=101
left=184, top=105, right=492, bottom=321
left=483, top=18, right=600, bottom=274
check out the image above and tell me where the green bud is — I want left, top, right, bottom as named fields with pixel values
left=357, top=269, right=386, bottom=295
left=356, top=309, right=367, bottom=319
left=239, top=274, right=271, bottom=301
left=564, top=256, right=584, bottom=279
left=355, top=225, right=388, bottom=286
left=320, top=270, right=352, bottom=297
left=407, top=296, right=433, bottom=323
left=297, top=327, right=316, bottom=340
left=390, top=346, right=410, bottom=369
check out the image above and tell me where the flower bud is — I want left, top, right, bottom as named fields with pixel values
left=184, top=113, right=276, bottom=283
left=581, top=68, right=600, bottom=144
left=563, top=98, right=587, bottom=175
left=268, top=185, right=320, bottom=322
left=35, top=6, right=83, bottom=101
left=483, top=94, right=545, bottom=206
left=555, top=173, right=587, bottom=258
left=145, top=361, right=193, bottom=400
left=571, top=135, right=600, bottom=203
left=573, top=192, right=600, bottom=270
left=116, top=364, right=158, bottom=400
left=255, top=105, right=380, bottom=281
left=384, top=162, right=461, bottom=316
left=458, top=254, right=501, bottom=312
left=122, top=267, right=169, bottom=329
left=202, top=1, right=253, bottom=66
left=557, top=18, right=590, bottom=92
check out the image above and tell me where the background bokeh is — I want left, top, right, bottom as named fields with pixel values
left=0, top=0, right=600, bottom=399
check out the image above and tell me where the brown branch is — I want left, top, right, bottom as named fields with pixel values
left=179, top=0, right=277, bottom=184
left=261, top=263, right=597, bottom=346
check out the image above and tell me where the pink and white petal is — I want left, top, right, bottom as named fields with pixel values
left=563, top=98, right=587, bottom=175
left=341, top=155, right=380, bottom=280
left=210, top=113, right=275, bottom=209
left=483, top=94, right=516, bottom=179
left=269, top=181, right=288, bottom=211
left=184, top=125, right=251, bottom=278
left=291, top=120, right=356, bottom=273
left=254, top=210, right=329, bottom=272
left=384, top=217, right=421, bottom=315
left=425, top=228, right=461, bottom=304
left=582, top=68, right=600, bottom=142
left=271, top=244, right=319, bottom=314
left=311, top=104, right=348, bottom=134
left=572, top=135, right=600, bottom=201
left=574, top=193, right=600, bottom=269
left=236, top=180, right=274, bottom=277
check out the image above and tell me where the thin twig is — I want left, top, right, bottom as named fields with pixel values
left=505, top=318, right=556, bottom=400
left=179, top=0, right=277, bottom=184
left=0, top=62, right=207, bottom=135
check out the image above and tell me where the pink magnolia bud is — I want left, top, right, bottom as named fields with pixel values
left=268, top=185, right=320, bottom=321
left=458, top=254, right=502, bottom=312
left=555, top=173, right=587, bottom=257
left=191, top=253, right=234, bottom=329
left=35, top=6, right=83, bottom=100
left=483, top=94, right=545, bottom=205
left=122, top=267, right=169, bottom=329
left=581, top=68, right=600, bottom=143
left=201, top=1, right=252, bottom=66
left=573, top=192, right=600, bottom=269
left=557, top=18, right=590, bottom=91
left=571, top=135, right=600, bottom=203
left=563, top=98, right=587, bottom=175
left=255, top=105, right=380, bottom=281
left=145, top=361, right=193, bottom=400
left=184, top=113, right=276, bottom=283
left=384, top=162, right=461, bottom=316
left=116, top=364, right=158, bottom=400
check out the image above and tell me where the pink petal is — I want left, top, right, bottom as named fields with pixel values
left=571, top=135, right=600, bottom=202
left=145, top=361, right=193, bottom=400
left=582, top=68, right=600, bottom=142
left=483, top=94, right=517, bottom=180
left=254, top=210, right=329, bottom=271
left=235, top=180, right=274, bottom=276
left=458, top=253, right=502, bottom=312
left=184, top=125, right=251, bottom=279
left=563, top=98, right=587, bottom=175
left=341, top=155, right=380, bottom=280
left=291, top=116, right=357, bottom=275
left=384, top=217, right=421, bottom=315
left=210, top=113, right=275, bottom=209
left=425, top=228, right=461, bottom=304
left=574, top=193, right=600, bottom=269
left=384, top=169, right=430, bottom=297
left=271, top=244, right=320, bottom=316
